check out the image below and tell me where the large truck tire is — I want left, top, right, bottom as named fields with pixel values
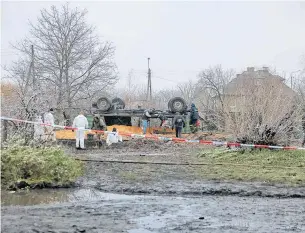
left=96, top=97, right=112, bottom=112
left=111, top=97, right=125, bottom=110
left=168, top=97, right=187, bottom=113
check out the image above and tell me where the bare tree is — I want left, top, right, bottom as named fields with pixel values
left=294, top=61, right=305, bottom=146
left=197, top=65, right=235, bottom=109
left=9, top=3, right=117, bottom=116
left=3, top=58, right=51, bottom=119
left=177, top=80, right=198, bottom=106
left=295, top=72, right=305, bottom=104
left=195, top=65, right=235, bottom=130
left=112, top=70, right=148, bottom=109
left=121, top=70, right=140, bottom=107
left=224, top=73, right=300, bottom=145
left=1, top=58, right=52, bottom=143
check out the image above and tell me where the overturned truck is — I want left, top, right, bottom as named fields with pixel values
left=55, top=97, right=192, bottom=140
left=91, top=97, right=190, bottom=132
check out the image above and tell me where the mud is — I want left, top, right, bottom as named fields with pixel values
left=2, top=140, right=305, bottom=232
left=72, top=140, right=305, bottom=198
left=2, top=189, right=305, bottom=233
left=77, top=161, right=305, bottom=198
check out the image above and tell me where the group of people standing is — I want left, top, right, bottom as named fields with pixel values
left=141, top=103, right=200, bottom=138
left=73, top=111, right=122, bottom=149
left=34, top=109, right=93, bottom=149
left=91, top=113, right=122, bottom=147
left=34, top=103, right=200, bottom=148
left=34, top=108, right=56, bottom=142
left=34, top=109, right=121, bottom=150
left=172, top=103, right=200, bottom=138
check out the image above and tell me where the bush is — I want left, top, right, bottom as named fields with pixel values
left=1, top=140, right=84, bottom=189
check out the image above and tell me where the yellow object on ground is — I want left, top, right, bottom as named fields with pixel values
left=55, top=125, right=175, bottom=140
left=55, top=125, right=230, bottom=141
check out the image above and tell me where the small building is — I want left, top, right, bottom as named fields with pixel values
left=222, top=66, right=298, bottom=139
left=223, top=67, right=295, bottom=114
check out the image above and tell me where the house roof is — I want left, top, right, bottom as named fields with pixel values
left=224, top=67, right=288, bottom=95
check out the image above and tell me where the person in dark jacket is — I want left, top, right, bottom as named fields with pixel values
left=142, top=109, right=151, bottom=134
left=190, top=103, right=199, bottom=133
left=91, top=114, right=106, bottom=147
left=92, top=114, right=106, bottom=131
left=173, top=112, right=185, bottom=138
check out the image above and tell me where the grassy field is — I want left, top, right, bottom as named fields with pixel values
left=195, top=148, right=305, bottom=185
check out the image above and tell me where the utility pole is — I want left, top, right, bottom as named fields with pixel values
left=147, top=57, right=152, bottom=102
left=26, top=45, right=37, bottom=139
left=31, top=45, right=36, bottom=89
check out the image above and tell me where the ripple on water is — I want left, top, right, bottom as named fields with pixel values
left=1, top=188, right=139, bottom=206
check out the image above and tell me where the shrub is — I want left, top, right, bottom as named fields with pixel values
left=1, top=139, right=84, bottom=189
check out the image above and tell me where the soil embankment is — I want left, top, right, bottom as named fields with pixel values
left=73, top=139, right=305, bottom=198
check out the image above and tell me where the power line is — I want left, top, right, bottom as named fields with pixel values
left=120, top=71, right=177, bottom=83
left=120, top=71, right=187, bottom=84
left=133, top=69, right=201, bottom=75
left=1, top=52, right=20, bottom=56
left=153, top=76, right=177, bottom=83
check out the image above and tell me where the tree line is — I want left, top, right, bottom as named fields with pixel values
left=1, top=3, right=305, bottom=146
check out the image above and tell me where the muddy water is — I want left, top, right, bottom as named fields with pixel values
left=2, top=188, right=305, bottom=233
left=1, top=188, right=135, bottom=206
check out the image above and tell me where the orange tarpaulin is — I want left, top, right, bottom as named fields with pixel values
left=55, top=125, right=175, bottom=140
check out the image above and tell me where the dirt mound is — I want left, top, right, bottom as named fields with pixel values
left=104, top=138, right=188, bottom=152
left=185, top=132, right=231, bottom=141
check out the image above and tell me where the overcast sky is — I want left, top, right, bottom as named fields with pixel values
left=1, top=1, right=305, bottom=90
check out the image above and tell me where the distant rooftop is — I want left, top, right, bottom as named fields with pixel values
left=224, top=66, right=288, bottom=95
left=235, top=67, right=284, bottom=81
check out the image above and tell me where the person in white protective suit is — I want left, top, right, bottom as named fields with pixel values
left=44, top=108, right=56, bottom=142
left=72, top=110, right=89, bottom=150
left=34, top=114, right=44, bottom=141
left=106, top=128, right=123, bottom=146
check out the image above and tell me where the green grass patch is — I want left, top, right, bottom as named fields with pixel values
left=1, top=144, right=84, bottom=189
left=118, top=171, right=139, bottom=181
left=195, top=148, right=305, bottom=185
